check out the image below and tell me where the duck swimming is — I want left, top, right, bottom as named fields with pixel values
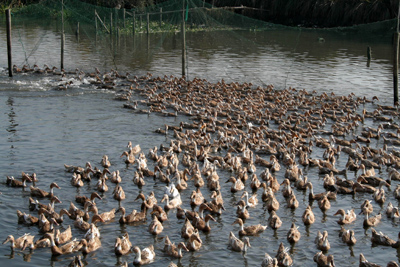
left=232, top=218, right=267, bottom=236
left=3, top=233, right=34, bottom=250
left=132, top=245, right=155, bottom=265
left=228, top=231, right=251, bottom=252
left=30, top=182, right=60, bottom=198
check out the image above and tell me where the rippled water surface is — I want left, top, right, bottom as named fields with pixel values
left=0, top=18, right=399, bottom=267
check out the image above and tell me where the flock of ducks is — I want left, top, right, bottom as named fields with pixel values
left=3, top=65, right=400, bottom=266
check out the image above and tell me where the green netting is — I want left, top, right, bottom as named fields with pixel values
left=6, top=0, right=397, bottom=79
left=11, top=0, right=397, bottom=36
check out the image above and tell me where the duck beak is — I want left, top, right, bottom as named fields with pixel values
left=2, top=237, right=10, bottom=244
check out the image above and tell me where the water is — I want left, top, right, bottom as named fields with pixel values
left=0, top=18, right=399, bottom=267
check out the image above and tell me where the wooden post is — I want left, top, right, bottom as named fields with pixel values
left=76, top=22, right=80, bottom=41
left=110, top=12, right=113, bottom=35
left=159, top=8, right=162, bottom=28
left=367, top=46, right=371, bottom=61
left=61, top=0, right=65, bottom=70
left=394, top=0, right=400, bottom=105
left=181, top=0, right=186, bottom=77
left=132, top=11, right=136, bottom=35
left=394, top=32, right=399, bottom=105
left=146, top=12, right=150, bottom=36
left=123, top=8, right=126, bottom=28
left=6, top=9, right=12, bottom=77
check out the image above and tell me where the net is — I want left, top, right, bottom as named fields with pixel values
left=5, top=0, right=398, bottom=87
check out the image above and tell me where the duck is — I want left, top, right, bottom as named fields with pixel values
left=313, top=251, right=335, bottom=267
left=275, top=242, right=292, bottom=267
left=119, top=207, right=138, bottom=224
left=232, top=218, right=267, bottom=236
left=386, top=202, right=394, bottom=217
left=161, top=193, right=182, bottom=211
left=79, top=236, right=101, bottom=254
left=370, top=228, right=396, bottom=246
left=373, top=180, right=390, bottom=204
left=96, top=176, right=108, bottom=192
left=315, top=230, right=330, bottom=251
left=226, top=176, right=245, bottom=193
left=190, top=188, right=205, bottom=207
left=127, top=142, right=141, bottom=155
left=44, top=233, right=79, bottom=256
left=362, top=211, right=382, bottom=228
left=121, top=150, right=135, bottom=164
left=54, top=225, right=72, bottom=245
left=359, top=253, right=381, bottom=267
left=261, top=253, right=279, bottom=267
left=184, top=203, right=212, bottom=221
left=110, top=170, right=122, bottom=183
left=81, top=220, right=99, bottom=239
left=100, top=154, right=111, bottom=168
left=6, top=175, right=32, bottom=187
left=132, top=245, right=156, bottom=265
left=70, top=173, right=84, bottom=187
left=16, top=210, right=39, bottom=225
left=339, top=227, right=357, bottom=246
left=64, top=161, right=92, bottom=174
left=394, top=184, right=400, bottom=199
left=302, top=205, right=315, bottom=225
left=286, top=191, right=299, bottom=209
left=38, top=213, right=59, bottom=233
left=181, top=218, right=195, bottom=239
left=75, top=192, right=102, bottom=205
left=113, top=184, right=126, bottom=202
left=262, top=187, right=280, bottom=212
left=334, top=209, right=356, bottom=225
left=287, top=222, right=301, bottom=243
left=89, top=204, right=116, bottom=222
left=317, top=193, right=331, bottom=212
left=360, top=199, right=374, bottom=215
left=30, top=182, right=60, bottom=198
left=151, top=205, right=168, bottom=222
left=68, top=255, right=84, bottom=267
left=241, top=191, right=258, bottom=208
left=186, top=229, right=202, bottom=251
left=236, top=200, right=250, bottom=220
left=280, top=179, right=293, bottom=198
left=21, top=236, right=51, bottom=251
left=166, top=241, right=189, bottom=258
left=268, top=210, right=282, bottom=230
left=228, top=231, right=251, bottom=252
left=68, top=201, right=91, bottom=221
left=148, top=214, right=163, bottom=235
left=135, top=192, right=157, bottom=210
left=193, top=213, right=216, bottom=232
left=133, top=171, right=146, bottom=187
left=114, top=233, right=132, bottom=256
left=250, top=173, right=262, bottom=190
left=2, top=233, right=34, bottom=250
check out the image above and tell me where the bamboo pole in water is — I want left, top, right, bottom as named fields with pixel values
left=394, top=33, right=399, bottom=105
left=132, top=12, right=136, bottom=35
left=147, top=13, right=150, bottom=36
left=182, top=0, right=186, bottom=77
left=123, top=8, right=126, bottom=28
left=159, top=8, right=162, bottom=27
left=6, top=9, right=12, bottom=77
left=394, top=0, right=400, bottom=105
left=61, top=0, right=65, bottom=70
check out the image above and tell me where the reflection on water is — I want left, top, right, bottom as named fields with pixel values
left=0, top=18, right=395, bottom=104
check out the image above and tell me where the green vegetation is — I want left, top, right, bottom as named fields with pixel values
left=2, top=0, right=397, bottom=28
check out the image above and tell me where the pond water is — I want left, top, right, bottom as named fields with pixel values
left=0, top=17, right=399, bottom=267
